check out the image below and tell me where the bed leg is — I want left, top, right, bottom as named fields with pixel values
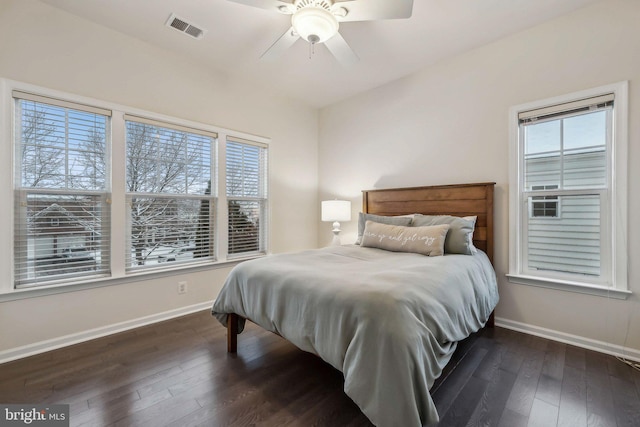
left=227, top=313, right=238, bottom=353
left=487, top=311, right=495, bottom=328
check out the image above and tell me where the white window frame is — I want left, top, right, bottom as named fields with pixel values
left=0, top=79, right=270, bottom=301
left=507, top=81, right=629, bottom=299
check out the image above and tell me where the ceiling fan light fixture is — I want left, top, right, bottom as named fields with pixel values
left=291, top=5, right=338, bottom=44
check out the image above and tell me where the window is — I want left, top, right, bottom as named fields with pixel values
left=124, top=116, right=216, bottom=271
left=530, top=185, right=559, bottom=218
left=226, top=137, right=268, bottom=257
left=13, top=91, right=111, bottom=288
left=508, top=82, right=629, bottom=298
left=7, top=81, right=269, bottom=294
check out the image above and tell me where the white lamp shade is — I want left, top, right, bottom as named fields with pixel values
left=291, top=5, right=339, bottom=43
left=321, top=200, right=351, bottom=222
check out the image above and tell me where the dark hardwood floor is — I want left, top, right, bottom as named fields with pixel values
left=1, top=310, right=638, bottom=427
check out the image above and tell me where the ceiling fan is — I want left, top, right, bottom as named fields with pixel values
left=227, top=0, right=414, bottom=65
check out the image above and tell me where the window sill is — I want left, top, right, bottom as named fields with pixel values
left=506, top=273, right=631, bottom=300
left=0, top=256, right=264, bottom=303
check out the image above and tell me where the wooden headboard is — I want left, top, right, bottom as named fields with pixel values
left=362, top=182, right=496, bottom=264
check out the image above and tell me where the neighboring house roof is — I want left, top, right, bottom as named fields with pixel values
left=30, top=203, right=98, bottom=235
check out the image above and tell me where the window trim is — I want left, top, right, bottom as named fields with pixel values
left=1, top=78, right=270, bottom=300
left=507, top=81, right=629, bottom=299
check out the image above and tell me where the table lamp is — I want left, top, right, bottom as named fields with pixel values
left=321, top=200, right=351, bottom=246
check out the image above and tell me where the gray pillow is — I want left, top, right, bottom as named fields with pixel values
left=356, top=213, right=413, bottom=245
left=411, top=215, right=476, bottom=255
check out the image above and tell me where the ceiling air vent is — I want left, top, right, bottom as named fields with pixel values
left=166, top=13, right=206, bottom=40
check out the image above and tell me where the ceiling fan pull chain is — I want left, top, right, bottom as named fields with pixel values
left=308, top=33, right=320, bottom=59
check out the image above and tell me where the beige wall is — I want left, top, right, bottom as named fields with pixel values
left=0, top=0, right=318, bottom=353
left=319, top=0, right=640, bottom=353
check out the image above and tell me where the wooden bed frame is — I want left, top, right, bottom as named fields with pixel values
left=226, top=182, right=496, bottom=353
left=362, top=182, right=495, bottom=264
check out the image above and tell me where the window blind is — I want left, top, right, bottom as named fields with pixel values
left=226, top=138, right=268, bottom=256
left=13, top=95, right=111, bottom=288
left=124, top=117, right=216, bottom=270
left=123, top=114, right=217, bottom=139
left=519, top=94, right=614, bottom=123
left=13, top=91, right=112, bottom=117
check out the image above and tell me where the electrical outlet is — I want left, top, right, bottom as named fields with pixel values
left=178, top=281, right=188, bottom=294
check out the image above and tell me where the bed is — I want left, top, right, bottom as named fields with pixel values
left=212, top=182, right=497, bottom=427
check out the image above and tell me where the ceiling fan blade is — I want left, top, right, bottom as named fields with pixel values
left=261, top=26, right=300, bottom=60
left=324, top=32, right=359, bottom=66
left=227, top=0, right=294, bottom=14
left=332, top=0, right=413, bottom=22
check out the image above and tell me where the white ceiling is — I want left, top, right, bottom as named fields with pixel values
left=40, top=0, right=600, bottom=108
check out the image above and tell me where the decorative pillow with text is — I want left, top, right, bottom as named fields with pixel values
left=361, top=220, right=450, bottom=256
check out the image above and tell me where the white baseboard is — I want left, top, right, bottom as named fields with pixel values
left=495, top=317, right=640, bottom=363
left=0, top=301, right=214, bottom=365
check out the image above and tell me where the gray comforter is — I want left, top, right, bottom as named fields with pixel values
left=212, top=245, right=499, bottom=426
